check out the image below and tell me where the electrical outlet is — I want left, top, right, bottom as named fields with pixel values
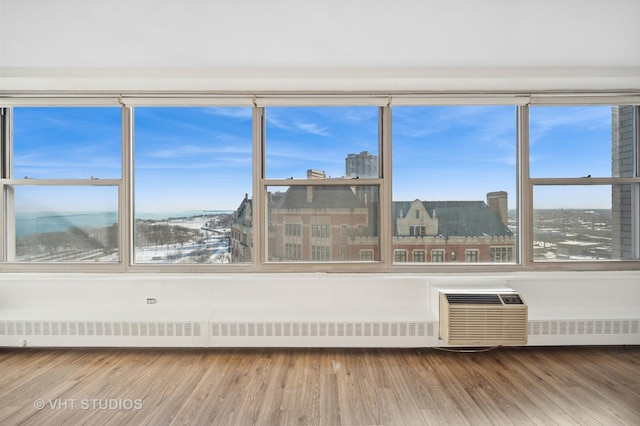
left=146, top=298, right=157, bottom=305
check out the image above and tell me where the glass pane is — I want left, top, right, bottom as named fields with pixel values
left=266, top=185, right=380, bottom=262
left=533, top=185, right=634, bottom=261
left=265, top=107, right=379, bottom=179
left=133, top=107, right=252, bottom=264
left=530, top=106, right=631, bottom=178
left=8, top=186, right=119, bottom=262
left=392, top=106, right=516, bottom=264
left=13, top=107, right=121, bottom=179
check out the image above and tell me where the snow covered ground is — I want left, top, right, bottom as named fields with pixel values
left=135, top=216, right=232, bottom=264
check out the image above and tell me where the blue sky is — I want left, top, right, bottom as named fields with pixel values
left=11, top=105, right=616, bottom=213
left=392, top=106, right=516, bottom=204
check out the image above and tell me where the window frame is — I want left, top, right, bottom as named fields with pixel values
left=413, top=250, right=426, bottom=263
left=0, top=102, right=126, bottom=271
left=0, top=94, right=638, bottom=273
left=524, top=100, right=640, bottom=268
left=257, top=103, right=389, bottom=271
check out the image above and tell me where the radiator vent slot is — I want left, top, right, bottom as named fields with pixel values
left=440, top=292, right=528, bottom=346
left=529, top=320, right=640, bottom=336
left=0, top=321, right=202, bottom=337
left=211, top=321, right=435, bottom=338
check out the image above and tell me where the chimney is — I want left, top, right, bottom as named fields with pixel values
left=486, top=191, right=508, bottom=226
left=306, top=169, right=325, bottom=203
left=307, top=169, right=326, bottom=179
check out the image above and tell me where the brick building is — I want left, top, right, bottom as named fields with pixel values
left=231, top=180, right=515, bottom=263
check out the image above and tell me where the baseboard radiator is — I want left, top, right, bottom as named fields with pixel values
left=439, top=292, right=528, bottom=346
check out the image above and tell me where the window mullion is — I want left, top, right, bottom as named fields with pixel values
left=518, top=105, right=533, bottom=267
left=381, top=105, right=393, bottom=269
left=3, top=179, right=121, bottom=186
left=633, top=106, right=640, bottom=259
left=0, top=108, right=11, bottom=263
left=254, top=106, right=265, bottom=269
left=122, top=105, right=133, bottom=270
left=531, top=177, right=640, bottom=185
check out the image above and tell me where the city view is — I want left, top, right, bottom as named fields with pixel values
left=7, top=105, right=634, bottom=263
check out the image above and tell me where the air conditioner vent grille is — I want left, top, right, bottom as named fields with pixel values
left=445, top=294, right=502, bottom=304
left=440, top=291, right=528, bottom=346
left=444, top=293, right=525, bottom=305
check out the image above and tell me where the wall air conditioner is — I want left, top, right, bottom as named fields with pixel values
left=439, top=292, right=527, bottom=346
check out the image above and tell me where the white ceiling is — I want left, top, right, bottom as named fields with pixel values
left=2, top=0, right=640, bottom=92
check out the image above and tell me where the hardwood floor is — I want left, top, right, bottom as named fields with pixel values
left=0, top=346, right=638, bottom=425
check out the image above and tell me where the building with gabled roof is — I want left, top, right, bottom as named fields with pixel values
left=230, top=193, right=253, bottom=263
left=231, top=182, right=515, bottom=263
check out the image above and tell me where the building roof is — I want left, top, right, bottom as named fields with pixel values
left=273, top=186, right=364, bottom=210
left=393, top=200, right=512, bottom=237
left=233, top=194, right=253, bottom=226
left=250, top=188, right=512, bottom=238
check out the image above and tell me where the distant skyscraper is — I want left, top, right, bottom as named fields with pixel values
left=346, top=151, right=379, bottom=203
left=345, top=151, right=378, bottom=178
left=612, top=106, right=634, bottom=260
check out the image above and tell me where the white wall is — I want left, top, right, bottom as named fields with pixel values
left=0, top=0, right=639, bottom=348
left=0, top=272, right=638, bottom=347
left=2, top=0, right=640, bottom=91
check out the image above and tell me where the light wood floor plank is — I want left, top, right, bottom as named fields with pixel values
left=0, top=346, right=638, bottom=425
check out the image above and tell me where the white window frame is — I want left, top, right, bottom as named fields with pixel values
left=0, top=101, right=126, bottom=272
left=257, top=102, right=389, bottom=272
left=0, top=94, right=637, bottom=273
left=523, top=99, right=640, bottom=270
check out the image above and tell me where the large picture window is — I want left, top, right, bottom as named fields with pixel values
left=262, top=105, right=382, bottom=264
left=530, top=105, right=638, bottom=262
left=0, top=98, right=637, bottom=270
left=133, top=107, right=252, bottom=264
left=3, top=107, right=121, bottom=263
left=392, top=106, right=517, bottom=264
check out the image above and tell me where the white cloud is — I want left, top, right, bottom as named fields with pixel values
left=202, top=107, right=252, bottom=120
left=295, top=122, right=330, bottom=136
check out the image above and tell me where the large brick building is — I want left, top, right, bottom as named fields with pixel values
left=231, top=177, right=515, bottom=263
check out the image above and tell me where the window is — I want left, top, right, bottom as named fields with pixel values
left=311, top=224, right=331, bottom=238
left=410, top=226, right=426, bottom=236
left=392, top=106, right=516, bottom=264
left=465, top=249, right=479, bottom=262
left=263, top=105, right=382, bottom=263
left=490, top=246, right=513, bottom=262
left=1, top=98, right=637, bottom=271
left=133, top=107, right=252, bottom=264
left=360, top=250, right=374, bottom=261
left=530, top=105, right=638, bottom=262
left=431, top=250, right=444, bottom=262
left=267, top=185, right=380, bottom=262
left=264, top=106, right=379, bottom=180
left=4, top=107, right=121, bottom=263
left=311, top=245, right=331, bottom=261
left=284, top=243, right=302, bottom=260
left=285, top=223, right=302, bottom=236
left=394, top=250, right=407, bottom=263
